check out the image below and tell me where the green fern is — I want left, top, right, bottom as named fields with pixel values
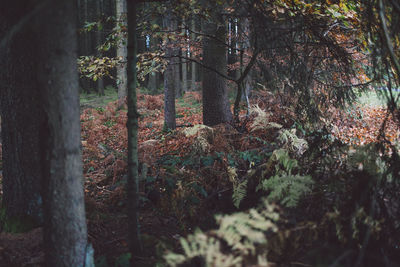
left=271, top=148, right=298, bottom=173
left=257, top=172, right=313, bottom=208
left=259, top=147, right=314, bottom=208
left=164, top=200, right=279, bottom=267
left=232, top=180, right=248, bottom=209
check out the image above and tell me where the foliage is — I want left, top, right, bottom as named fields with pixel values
left=78, top=56, right=120, bottom=81
left=164, top=200, right=279, bottom=267
left=257, top=172, right=313, bottom=208
left=249, top=105, right=282, bottom=132
left=278, top=129, right=308, bottom=155
left=256, top=148, right=314, bottom=208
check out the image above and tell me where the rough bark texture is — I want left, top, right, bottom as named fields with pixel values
left=0, top=1, right=45, bottom=226
left=202, top=6, right=232, bottom=126
left=116, top=0, right=128, bottom=102
left=163, top=8, right=177, bottom=130
left=1, top=1, right=91, bottom=265
left=127, top=0, right=143, bottom=260
left=34, top=1, right=91, bottom=266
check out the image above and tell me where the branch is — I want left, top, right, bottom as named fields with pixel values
left=237, top=49, right=260, bottom=84
left=165, top=54, right=235, bottom=82
left=379, top=0, right=400, bottom=81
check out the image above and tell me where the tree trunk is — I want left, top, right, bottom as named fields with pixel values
left=126, top=0, right=142, bottom=262
left=182, top=22, right=188, bottom=93
left=201, top=6, right=232, bottom=126
left=147, top=34, right=159, bottom=94
left=34, top=1, right=92, bottom=265
left=191, top=17, right=198, bottom=91
left=174, top=20, right=182, bottom=98
left=163, top=7, right=177, bottom=130
left=116, top=0, right=128, bottom=105
left=0, top=2, right=45, bottom=226
left=95, top=0, right=105, bottom=95
left=1, top=0, right=92, bottom=265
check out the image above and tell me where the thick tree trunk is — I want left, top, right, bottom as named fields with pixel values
left=0, top=2, right=45, bottom=226
left=163, top=8, right=177, bottom=130
left=126, top=0, right=142, bottom=262
left=1, top=0, right=92, bottom=265
left=116, top=0, right=128, bottom=104
left=202, top=6, right=232, bottom=126
left=34, top=1, right=92, bottom=266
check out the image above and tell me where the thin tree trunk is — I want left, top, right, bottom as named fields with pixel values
left=191, top=17, right=197, bottom=91
left=95, top=0, right=105, bottom=95
left=163, top=7, right=177, bottom=130
left=182, top=21, right=188, bottom=93
left=126, top=0, right=142, bottom=262
left=174, top=20, right=182, bottom=98
left=116, top=0, right=128, bottom=105
left=147, top=35, right=159, bottom=94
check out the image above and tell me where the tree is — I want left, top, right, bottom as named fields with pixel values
left=95, top=0, right=105, bottom=95
left=116, top=0, right=128, bottom=104
left=163, top=6, right=178, bottom=130
left=181, top=21, right=188, bottom=93
left=1, top=0, right=93, bottom=265
left=0, top=0, right=46, bottom=227
left=126, top=0, right=143, bottom=262
left=190, top=17, right=198, bottom=91
left=201, top=2, right=233, bottom=126
left=37, top=1, right=92, bottom=264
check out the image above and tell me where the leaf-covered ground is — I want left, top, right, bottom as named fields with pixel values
left=78, top=90, right=400, bottom=264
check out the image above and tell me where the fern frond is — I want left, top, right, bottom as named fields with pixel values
left=250, top=105, right=282, bottom=132
left=258, top=173, right=314, bottom=208
left=278, top=129, right=308, bottom=155
left=165, top=201, right=279, bottom=267
left=232, top=180, right=248, bottom=209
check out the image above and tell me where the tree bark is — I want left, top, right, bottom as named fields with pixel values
left=0, top=1, right=45, bottom=226
left=34, top=1, right=92, bottom=265
left=163, top=7, right=177, bottom=130
left=126, top=0, right=142, bottom=261
left=1, top=0, right=92, bottom=265
left=201, top=5, right=232, bottom=126
left=116, top=0, right=128, bottom=104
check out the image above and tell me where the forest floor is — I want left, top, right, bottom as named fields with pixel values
left=0, top=89, right=399, bottom=266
